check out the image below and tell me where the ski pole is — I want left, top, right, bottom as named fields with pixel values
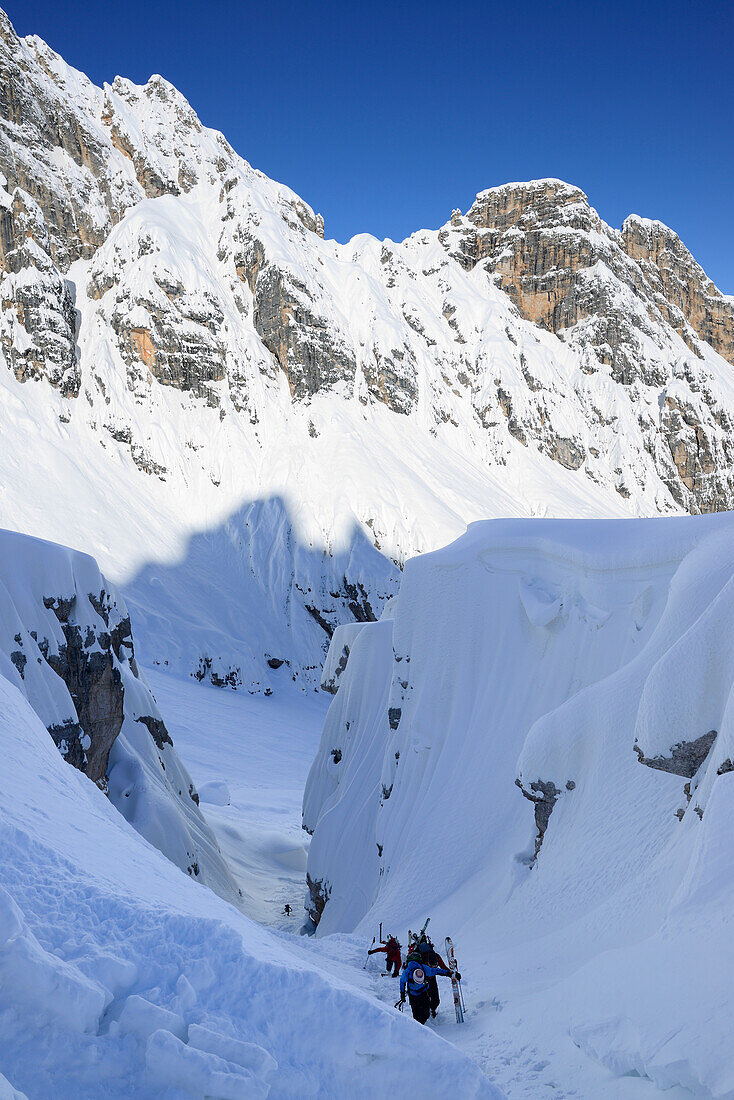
left=363, top=936, right=375, bottom=969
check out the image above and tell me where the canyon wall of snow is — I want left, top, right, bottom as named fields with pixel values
left=304, top=513, right=734, bottom=1095
left=0, top=527, right=241, bottom=904
left=2, top=10, right=734, bottom=687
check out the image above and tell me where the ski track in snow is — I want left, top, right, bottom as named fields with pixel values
left=297, top=932, right=696, bottom=1099
left=311, top=942, right=697, bottom=1099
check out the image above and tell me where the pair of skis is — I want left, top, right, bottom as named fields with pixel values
left=407, top=916, right=430, bottom=947
left=445, top=936, right=465, bottom=1024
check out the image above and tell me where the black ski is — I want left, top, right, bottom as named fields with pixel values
left=363, top=936, right=375, bottom=969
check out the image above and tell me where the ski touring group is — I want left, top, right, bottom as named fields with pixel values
left=366, top=920, right=465, bottom=1026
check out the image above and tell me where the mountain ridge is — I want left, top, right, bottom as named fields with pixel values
left=3, top=8, right=734, bottom=689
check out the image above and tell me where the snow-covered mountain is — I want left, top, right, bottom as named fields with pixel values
left=304, top=513, right=734, bottom=1095
left=4, top=8, right=734, bottom=1096
left=2, top=9, right=734, bottom=689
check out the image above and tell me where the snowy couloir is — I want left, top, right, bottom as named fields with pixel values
left=305, top=513, right=734, bottom=1096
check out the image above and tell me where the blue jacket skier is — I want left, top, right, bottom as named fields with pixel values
left=399, top=954, right=452, bottom=1024
left=418, top=940, right=451, bottom=1018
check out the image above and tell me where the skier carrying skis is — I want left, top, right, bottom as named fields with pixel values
left=399, top=945, right=452, bottom=1024
left=368, top=934, right=402, bottom=976
left=418, top=940, right=454, bottom=1018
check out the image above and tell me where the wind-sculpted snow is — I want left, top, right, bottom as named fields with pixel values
left=303, top=619, right=394, bottom=926
left=4, top=11, right=734, bottom=690
left=0, top=527, right=240, bottom=905
left=0, top=673, right=499, bottom=1099
left=305, top=514, right=734, bottom=1095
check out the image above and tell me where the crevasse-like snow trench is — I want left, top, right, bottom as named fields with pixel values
left=0, top=666, right=492, bottom=1100
left=154, top=670, right=696, bottom=1099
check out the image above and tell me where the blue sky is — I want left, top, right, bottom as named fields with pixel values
left=7, top=0, right=733, bottom=290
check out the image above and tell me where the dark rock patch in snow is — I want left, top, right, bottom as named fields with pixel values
left=634, top=729, right=717, bottom=778
left=306, top=872, right=330, bottom=927
left=516, top=777, right=564, bottom=859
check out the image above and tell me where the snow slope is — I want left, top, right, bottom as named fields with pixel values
left=147, top=668, right=330, bottom=924
left=0, top=669, right=500, bottom=1099
left=304, top=513, right=734, bottom=1096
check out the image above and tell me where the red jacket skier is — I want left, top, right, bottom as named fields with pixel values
left=368, top=936, right=402, bottom=976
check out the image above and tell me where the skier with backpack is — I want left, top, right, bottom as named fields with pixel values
left=398, top=943, right=453, bottom=1024
left=368, top=934, right=402, bottom=976
left=417, top=939, right=454, bottom=1018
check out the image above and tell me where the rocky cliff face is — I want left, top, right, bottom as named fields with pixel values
left=622, top=214, right=734, bottom=365
left=442, top=180, right=734, bottom=512
left=446, top=180, right=734, bottom=367
left=1, top=10, right=734, bottom=689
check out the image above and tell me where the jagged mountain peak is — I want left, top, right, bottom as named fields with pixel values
left=471, top=175, right=590, bottom=209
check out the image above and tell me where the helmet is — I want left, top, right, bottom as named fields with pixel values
left=413, top=967, right=425, bottom=984
left=418, top=942, right=431, bottom=955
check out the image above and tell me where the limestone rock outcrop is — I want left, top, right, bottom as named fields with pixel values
left=442, top=180, right=734, bottom=512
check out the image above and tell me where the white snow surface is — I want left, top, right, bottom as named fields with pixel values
left=0, top=668, right=499, bottom=1099
left=305, top=513, right=734, bottom=1097
left=146, top=668, right=329, bottom=925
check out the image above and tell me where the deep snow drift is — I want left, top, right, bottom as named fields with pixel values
left=0, top=667, right=499, bottom=1098
left=305, top=513, right=734, bottom=1096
